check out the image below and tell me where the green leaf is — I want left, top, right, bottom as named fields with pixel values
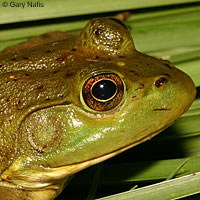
left=96, top=172, right=200, bottom=200
left=1, top=0, right=200, bottom=24
left=1, top=1, right=200, bottom=199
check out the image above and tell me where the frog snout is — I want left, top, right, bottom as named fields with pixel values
left=172, top=70, right=196, bottom=114
left=179, top=72, right=196, bottom=112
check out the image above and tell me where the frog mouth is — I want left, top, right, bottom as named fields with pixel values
left=153, top=108, right=171, bottom=111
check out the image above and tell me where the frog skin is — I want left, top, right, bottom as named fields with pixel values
left=0, top=18, right=196, bottom=200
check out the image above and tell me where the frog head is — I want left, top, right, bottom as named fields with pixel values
left=0, top=18, right=196, bottom=199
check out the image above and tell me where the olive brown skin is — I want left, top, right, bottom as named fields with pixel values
left=0, top=18, right=196, bottom=199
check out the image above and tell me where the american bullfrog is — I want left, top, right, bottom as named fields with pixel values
left=0, top=18, right=196, bottom=200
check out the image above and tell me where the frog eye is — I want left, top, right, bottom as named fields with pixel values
left=82, top=73, right=124, bottom=111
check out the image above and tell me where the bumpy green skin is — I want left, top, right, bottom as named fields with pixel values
left=0, top=18, right=196, bottom=199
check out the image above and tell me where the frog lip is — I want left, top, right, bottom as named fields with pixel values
left=153, top=108, right=171, bottom=111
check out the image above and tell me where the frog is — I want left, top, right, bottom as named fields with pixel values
left=0, top=17, right=196, bottom=200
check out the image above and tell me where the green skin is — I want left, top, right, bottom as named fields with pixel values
left=0, top=18, right=196, bottom=200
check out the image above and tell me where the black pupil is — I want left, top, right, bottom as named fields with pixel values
left=92, top=80, right=117, bottom=100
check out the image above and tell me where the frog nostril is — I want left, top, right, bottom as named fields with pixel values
left=154, top=77, right=168, bottom=88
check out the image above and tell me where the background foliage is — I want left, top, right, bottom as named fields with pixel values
left=1, top=0, right=200, bottom=199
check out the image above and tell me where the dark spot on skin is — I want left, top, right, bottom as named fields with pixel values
left=135, top=83, right=144, bottom=90
left=153, top=108, right=171, bottom=111
left=155, top=77, right=168, bottom=88
left=165, top=63, right=173, bottom=69
left=55, top=57, right=64, bottom=61
left=94, top=29, right=102, bottom=36
left=45, top=50, right=52, bottom=53
left=11, top=58, right=16, bottom=61
left=132, top=96, right=136, bottom=98
left=71, top=48, right=77, bottom=51
left=36, top=85, right=44, bottom=90
left=64, top=72, right=75, bottom=78
left=25, top=73, right=30, bottom=77
left=119, top=55, right=125, bottom=58
left=146, top=63, right=150, bottom=66
left=16, top=100, right=22, bottom=110
left=22, top=57, right=28, bottom=60
left=16, top=106, right=21, bottom=111
left=96, top=56, right=99, bottom=59
left=6, top=176, right=12, bottom=180
left=4, top=98, right=9, bottom=102
left=0, top=64, right=2, bottom=67
left=108, top=58, right=112, bottom=61
left=52, top=70, right=60, bottom=74
left=129, top=70, right=138, bottom=75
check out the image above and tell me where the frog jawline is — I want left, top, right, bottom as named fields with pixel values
left=0, top=126, right=164, bottom=191
left=59, top=127, right=164, bottom=175
left=32, top=128, right=167, bottom=184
